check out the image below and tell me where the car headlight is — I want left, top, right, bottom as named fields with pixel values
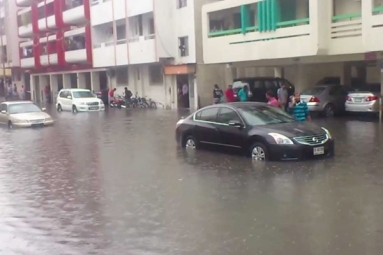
left=99, top=101, right=104, bottom=105
left=79, top=102, right=86, bottom=105
left=45, top=117, right=53, bottom=122
left=268, top=133, right=294, bottom=145
left=321, top=127, right=332, bottom=139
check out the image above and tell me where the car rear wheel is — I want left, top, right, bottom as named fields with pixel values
left=72, top=105, right=78, bottom=114
left=183, top=135, right=198, bottom=149
left=57, top=104, right=62, bottom=112
left=324, top=104, right=335, bottom=117
left=8, top=121, right=13, bottom=130
left=250, top=142, right=269, bottom=161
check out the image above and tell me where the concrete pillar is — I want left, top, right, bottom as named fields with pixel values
left=274, top=67, right=284, bottom=78
left=224, top=65, right=235, bottom=88
left=30, top=75, right=35, bottom=101
left=362, top=0, right=373, bottom=49
left=77, top=73, right=86, bottom=89
left=340, top=63, right=352, bottom=85
left=310, top=0, right=332, bottom=54
left=50, top=75, right=59, bottom=103
left=356, top=66, right=367, bottom=84
left=91, top=71, right=100, bottom=92
left=63, top=74, right=71, bottom=89
left=294, top=65, right=311, bottom=93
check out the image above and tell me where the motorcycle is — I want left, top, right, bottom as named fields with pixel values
left=110, top=95, right=125, bottom=108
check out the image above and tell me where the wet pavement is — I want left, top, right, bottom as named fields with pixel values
left=1, top=107, right=383, bottom=255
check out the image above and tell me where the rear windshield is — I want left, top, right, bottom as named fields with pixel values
left=301, top=87, right=326, bottom=95
left=349, top=84, right=381, bottom=93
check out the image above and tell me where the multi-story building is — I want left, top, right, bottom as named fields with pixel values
left=202, top=0, right=383, bottom=92
left=15, top=0, right=227, bottom=109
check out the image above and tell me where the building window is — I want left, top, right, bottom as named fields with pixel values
left=177, top=0, right=187, bottom=8
left=149, top=18, right=155, bottom=35
left=179, top=36, right=189, bottom=57
left=149, top=65, right=163, bottom=84
left=116, top=68, right=128, bottom=86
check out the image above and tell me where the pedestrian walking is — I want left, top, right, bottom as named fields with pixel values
left=225, top=85, right=235, bottom=103
left=21, top=85, right=26, bottom=100
left=213, top=84, right=223, bottom=104
left=289, top=92, right=311, bottom=121
left=266, top=90, right=279, bottom=107
left=238, top=85, right=249, bottom=102
left=277, top=82, right=289, bottom=111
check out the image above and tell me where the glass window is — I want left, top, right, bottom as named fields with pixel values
left=8, top=103, right=41, bottom=114
left=198, top=108, right=219, bottom=122
left=217, top=108, right=241, bottom=124
left=301, top=87, right=326, bottom=95
left=72, top=91, right=96, bottom=98
left=265, top=80, right=277, bottom=90
left=253, top=80, right=264, bottom=89
left=60, top=91, right=68, bottom=98
left=329, top=86, right=341, bottom=96
left=238, top=105, right=295, bottom=126
left=0, top=103, right=7, bottom=112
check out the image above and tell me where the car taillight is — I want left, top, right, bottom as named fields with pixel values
left=346, top=96, right=352, bottom=101
left=366, top=96, right=378, bottom=102
left=309, top=96, right=320, bottom=103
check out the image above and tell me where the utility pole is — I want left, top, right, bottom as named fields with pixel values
left=0, top=2, right=7, bottom=97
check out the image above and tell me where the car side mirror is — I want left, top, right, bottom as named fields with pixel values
left=67, top=96, right=72, bottom=99
left=228, top=120, right=243, bottom=128
left=1, top=110, right=6, bottom=114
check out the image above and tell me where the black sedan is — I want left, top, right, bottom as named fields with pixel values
left=175, top=102, right=335, bottom=161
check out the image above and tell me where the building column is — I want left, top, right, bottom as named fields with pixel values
left=362, top=0, right=373, bottom=50
left=91, top=71, right=100, bottom=92
left=77, top=73, right=86, bottom=89
left=30, top=75, right=35, bottom=101
left=50, top=74, right=59, bottom=104
left=274, top=67, right=284, bottom=78
left=355, top=65, right=367, bottom=83
left=340, top=63, right=352, bottom=85
left=63, top=74, right=71, bottom=89
left=310, top=0, right=332, bottom=54
left=294, top=65, right=311, bottom=93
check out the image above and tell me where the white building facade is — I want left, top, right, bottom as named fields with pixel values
left=202, top=0, right=383, bottom=92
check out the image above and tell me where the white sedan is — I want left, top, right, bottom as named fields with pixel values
left=56, top=89, right=105, bottom=113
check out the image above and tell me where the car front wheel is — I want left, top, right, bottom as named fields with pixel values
left=250, top=142, right=269, bottom=161
left=57, top=104, right=62, bottom=112
left=183, top=135, right=198, bottom=149
left=72, top=105, right=78, bottom=113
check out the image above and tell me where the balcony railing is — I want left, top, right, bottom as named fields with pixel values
left=65, top=0, right=84, bottom=10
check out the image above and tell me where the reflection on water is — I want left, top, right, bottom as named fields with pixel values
left=0, top=109, right=383, bottom=255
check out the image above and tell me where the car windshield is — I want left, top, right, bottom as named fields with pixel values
left=233, top=81, right=249, bottom=93
left=238, top=105, right=295, bottom=125
left=72, top=91, right=96, bottom=98
left=301, top=87, right=326, bottom=95
left=8, top=103, right=41, bottom=114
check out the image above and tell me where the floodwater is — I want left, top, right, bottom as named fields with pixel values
left=1, top=107, right=383, bottom=255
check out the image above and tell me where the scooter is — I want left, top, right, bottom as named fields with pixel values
left=110, top=95, right=125, bottom=108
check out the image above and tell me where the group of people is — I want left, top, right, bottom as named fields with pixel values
left=6, top=83, right=27, bottom=100
left=212, top=83, right=310, bottom=121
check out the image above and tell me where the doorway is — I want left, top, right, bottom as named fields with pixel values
left=33, top=76, right=40, bottom=102
left=99, top=71, right=107, bottom=90
left=176, top=75, right=190, bottom=108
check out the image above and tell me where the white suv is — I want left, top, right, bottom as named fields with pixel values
left=56, top=89, right=105, bottom=113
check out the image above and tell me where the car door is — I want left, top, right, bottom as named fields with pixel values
left=62, top=90, right=72, bottom=111
left=0, top=104, right=7, bottom=125
left=250, top=80, right=266, bottom=102
left=216, top=107, right=247, bottom=148
left=194, top=107, right=220, bottom=145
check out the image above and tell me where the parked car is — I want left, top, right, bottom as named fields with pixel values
left=345, top=83, right=380, bottom=113
left=176, top=102, right=334, bottom=161
left=56, top=89, right=105, bottom=113
left=232, top=77, right=295, bottom=102
left=0, top=101, right=54, bottom=129
left=299, top=84, right=348, bottom=117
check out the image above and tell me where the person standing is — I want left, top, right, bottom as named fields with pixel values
left=277, top=83, right=289, bottom=111
left=225, top=85, right=235, bottom=103
left=124, top=87, right=132, bottom=104
left=213, top=84, right=223, bottom=104
left=182, top=83, right=189, bottom=108
left=13, top=84, right=18, bottom=99
left=21, top=85, right=26, bottom=100
left=289, top=93, right=311, bottom=121
left=109, top=88, right=116, bottom=104
left=44, top=85, right=51, bottom=103
left=6, top=84, right=12, bottom=100
left=266, top=90, right=279, bottom=107
left=238, top=85, right=249, bottom=102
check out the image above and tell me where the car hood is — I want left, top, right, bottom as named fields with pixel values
left=256, top=121, right=325, bottom=137
left=10, top=112, right=51, bottom=120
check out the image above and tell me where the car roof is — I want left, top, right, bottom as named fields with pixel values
left=199, top=102, right=268, bottom=111
left=60, top=88, right=91, bottom=91
left=2, top=101, right=34, bottom=105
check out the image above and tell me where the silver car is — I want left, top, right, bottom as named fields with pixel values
left=300, top=85, right=348, bottom=117
left=0, top=101, right=54, bottom=129
left=345, top=85, right=380, bottom=113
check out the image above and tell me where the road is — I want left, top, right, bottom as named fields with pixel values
left=0, top=108, right=383, bottom=255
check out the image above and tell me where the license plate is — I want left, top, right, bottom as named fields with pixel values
left=313, top=147, right=325, bottom=155
left=89, top=107, right=99, bottom=110
left=354, top=98, right=362, bottom=102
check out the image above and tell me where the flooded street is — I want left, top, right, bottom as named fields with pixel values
left=1, top=108, right=383, bottom=255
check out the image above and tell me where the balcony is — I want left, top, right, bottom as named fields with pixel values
left=16, top=0, right=32, bottom=7
left=37, top=0, right=57, bottom=31
left=93, top=41, right=115, bottom=67
left=39, top=36, right=58, bottom=66
left=64, top=28, right=87, bottom=63
left=18, top=9, right=33, bottom=37
left=91, top=0, right=113, bottom=26
left=128, top=35, right=155, bottom=64
left=63, top=0, right=88, bottom=25
left=20, top=41, right=35, bottom=68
